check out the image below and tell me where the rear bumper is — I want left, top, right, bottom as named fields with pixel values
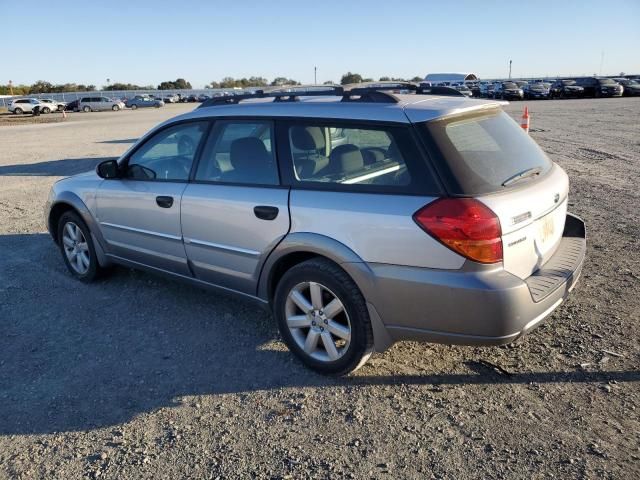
left=365, top=213, right=586, bottom=350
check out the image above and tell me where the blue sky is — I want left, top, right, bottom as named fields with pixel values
left=3, top=0, right=639, bottom=88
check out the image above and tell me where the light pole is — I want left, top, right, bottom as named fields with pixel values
left=314, top=66, right=317, bottom=84
left=508, top=60, right=512, bottom=79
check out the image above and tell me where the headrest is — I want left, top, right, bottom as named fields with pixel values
left=330, top=144, right=364, bottom=174
left=230, top=137, right=270, bottom=170
left=291, top=126, right=325, bottom=151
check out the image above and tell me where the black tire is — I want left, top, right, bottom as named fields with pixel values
left=112, top=105, right=119, bottom=111
left=42, top=107, right=51, bottom=114
left=274, top=258, right=374, bottom=375
left=131, top=104, right=138, bottom=110
left=57, top=211, right=106, bottom=282
left=83, top=106, right=91, bottom=112
left=14, top=108, right=23, bottom=115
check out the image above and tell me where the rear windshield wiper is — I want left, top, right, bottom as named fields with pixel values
left=502, top=167, right=542, bottom=187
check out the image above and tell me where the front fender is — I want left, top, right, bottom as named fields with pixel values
left=47, top=190, right=110, bottom=267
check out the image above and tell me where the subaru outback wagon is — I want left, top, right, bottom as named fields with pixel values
left=46, top=84, right=586, bottom=375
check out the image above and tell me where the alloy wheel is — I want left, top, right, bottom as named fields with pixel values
left=285, top=281, right=351, bottom=362
left=62, top=222, right=90, bottom=275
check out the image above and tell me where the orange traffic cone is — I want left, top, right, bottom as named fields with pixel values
left=520, top=106, right=530, bottom=133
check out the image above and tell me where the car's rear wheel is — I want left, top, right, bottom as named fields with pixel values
left=83, top=106, right=91, bottom=112
left=274, top=258, right=374, bottom=375
left=57, top=211, right=105, bottom=282
left=14, top=108, right=23, bottom=114
left=112, top=105, right=119, bottom=111
left=42, top=107, right=51, bottom=114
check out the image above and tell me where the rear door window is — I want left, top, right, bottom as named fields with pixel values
left=194, top=120, right=279, bottom=185
left=421, top=109, right=552, bottom=194
left=280, top=121, right=440, bottom=194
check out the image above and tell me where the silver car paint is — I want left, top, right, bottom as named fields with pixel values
left=288, top=190, right=465, bottom=269
left=181, top=184, right=290, bottom=294
left=95, top=180, right=191, bottom=275
left=477, top=164, right=570, bottom=279
left=46, top=94, right=586, bottom=353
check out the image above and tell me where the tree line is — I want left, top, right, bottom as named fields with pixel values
left=1, top=73, right=425, bottom=96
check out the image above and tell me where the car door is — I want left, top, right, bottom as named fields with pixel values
left=180, top=119, right=290, bottom=295
left=95, top=120, right=209, bottom=275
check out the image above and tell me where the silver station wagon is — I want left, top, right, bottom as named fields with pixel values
left=46, top=83, right=586, bottom=375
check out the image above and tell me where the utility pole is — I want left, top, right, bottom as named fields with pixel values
left=8, top=79, right=13, bottom=96
left=314, top=66, right=317, bottom=84
left=509, top=60, right=512, bottom=79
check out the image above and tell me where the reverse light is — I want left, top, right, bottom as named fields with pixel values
left=413, top=198, right=503, bottom=264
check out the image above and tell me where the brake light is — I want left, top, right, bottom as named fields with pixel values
left=413, top=198, right=503, bottom=264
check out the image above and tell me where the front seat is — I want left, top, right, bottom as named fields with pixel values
left=290, top=126, right=329, bottom=179
left=225, top=137, right=277, bottom=184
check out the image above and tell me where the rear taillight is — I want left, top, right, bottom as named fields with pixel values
left=413, top=198, right=503, bottom=264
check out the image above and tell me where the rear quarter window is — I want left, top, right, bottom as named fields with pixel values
left=420, top=109, right=553, bottom=195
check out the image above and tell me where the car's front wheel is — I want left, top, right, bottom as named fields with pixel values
left=131, top=104, right=138, bottom=110
left=112, top=105, right=119, bottom=111
left=42, top=107, right=51, bottom=114
left=274, top=258, right=374, bottom=375
left=83, top=106, right=91, bottom=112
left=57, top=211, right=105, bottom=282
left=14, top=108, right=23, bottom=115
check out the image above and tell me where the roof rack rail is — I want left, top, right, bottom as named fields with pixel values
left=198, top=84, right=344, bottom=108
left=341, top=81, right=421, bottom=103
left=198, top=81, right=466, bottom=108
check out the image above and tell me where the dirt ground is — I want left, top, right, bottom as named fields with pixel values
left=0, top=99, right=638, bottom=479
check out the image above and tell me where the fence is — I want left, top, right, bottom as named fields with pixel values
left=0, top=88, right=236, bottom=108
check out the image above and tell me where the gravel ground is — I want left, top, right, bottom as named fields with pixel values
left=1, top=99, right=639, bottom=479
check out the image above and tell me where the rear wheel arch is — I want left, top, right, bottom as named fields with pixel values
left=259, top=233, right=374, bottom=304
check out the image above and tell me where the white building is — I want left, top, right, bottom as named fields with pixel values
left=423, top=73, right=479, bottom=86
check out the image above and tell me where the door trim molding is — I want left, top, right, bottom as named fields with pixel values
left=100, top=222, right=183, bottom=241
left=183, top=237, right=260, bottom=257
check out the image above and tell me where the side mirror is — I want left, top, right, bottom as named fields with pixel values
left=96, top=159, right=120, bottom=179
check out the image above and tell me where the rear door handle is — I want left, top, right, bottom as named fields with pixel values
left=156, top=196, right=174, bottom=208
left=254, top=205, right=279, bottom=221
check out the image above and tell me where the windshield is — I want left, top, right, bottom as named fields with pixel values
left=562, top=80, right=576, bottom=86
left=503, top=82, right=518, bottom=89
left=598, top=78, right=616, bottom=85
left=421, top=109, right=552, bottom=194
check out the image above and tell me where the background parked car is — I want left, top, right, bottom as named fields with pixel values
left=575, top=77, right=623, bottom=97
left=549, top=79, right=584, bottom=99
left=450, top=84, right=473, bottom=97
left=8, top=98, right=44, bottom=114
left=613, top=78, right=640, bottom=96
left=493, top=81, right=524, bottom=100
left=78, top=96, right=125, bottom=112
left=479, top=83, right=495, bottom=98
left=524, top=82, right=551, bottom=99
left=64, top=99, right=80, bottom=112
left=39, top=98, right=66, bottom=112
left=125, top=95, right=164, bottom=109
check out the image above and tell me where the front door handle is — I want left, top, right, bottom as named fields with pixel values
left=156, top=196, right=174, bottom=208
left=254, top=205, right=279, bottom=221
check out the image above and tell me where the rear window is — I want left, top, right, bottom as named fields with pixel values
left=421, top=109, right=552, bottom=194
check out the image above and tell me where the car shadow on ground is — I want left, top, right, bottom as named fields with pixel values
left=1, top=233, right=638, bottom=436
left=0, top=157, right=115, bottom=177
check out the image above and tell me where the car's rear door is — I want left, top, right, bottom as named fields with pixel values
left=96, top=120, right=209, bottom=275
left=180, top=119, right=290, bottom=295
